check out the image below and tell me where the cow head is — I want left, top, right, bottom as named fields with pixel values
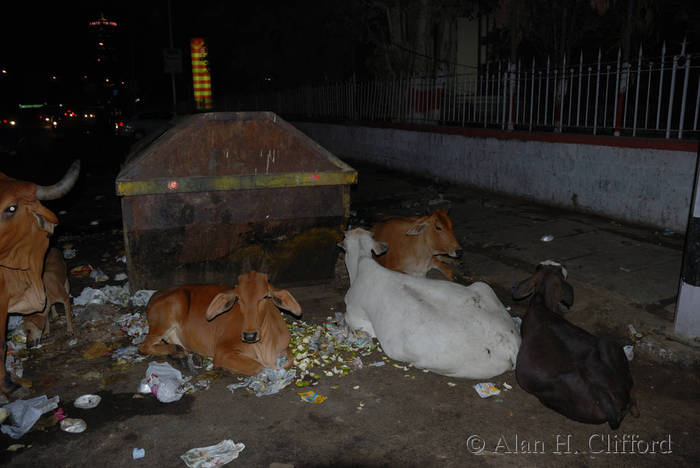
left=406, top=209, right=461, bottom=257
left=338, top=228, right=387, bottom=284
left=513, top=260, right=574, bottom=313
left=0, top=161, right=80, bottom=272
left=205, top=271, right=301, bottom=343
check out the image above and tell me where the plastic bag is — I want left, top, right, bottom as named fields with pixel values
left=181, top=440, right=245, bottom=468
left=140, top=362, right=190, bottom=403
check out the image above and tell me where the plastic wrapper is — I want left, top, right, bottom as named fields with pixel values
left=180, top=440, right=245, bottom=468
left=473, top=382, right=501, bottom=398
left=140, top=361, right=190, bottom=403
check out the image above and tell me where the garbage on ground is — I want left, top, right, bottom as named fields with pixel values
left=619, top=266, right=632, bottom=273
left=368, top=361, right=385, bottom=367
left=181, top=439, right=245, bottom=468
left=132, top=448, right=145, bottom=459
left=114, top=273, right=128, bottom=281
left=114, top=312, right=149, bottom=345
left=90, top=220, right=100, bottom=226
left=0, top=408, right=8, bottom=424
left=226, top=361, right=296, bottom=397
left=74, top=394, right=101, bottom=409
left=131, top=289, right=157, bottom=307
left=7, top=316, right=23, bottom=331
left=83, top=342, right=110, bottom=360
left=112, top=345, right=146, bottom=363
left=71, top=265, right=93, bottom=278
left=6, top=444, right=25, bottom=452
left=1, top=395, right=60, bottom=439
left=623, top=345, right=635, bottom=361
left=662, top=228, right=674, bottom=236
left=288, top=312, right=376, bottom=386
left=502, top=382, right=513, bottom=390
left=54, top=408, right=66, bottom=421
left=60, top=418, right=87, bottom=433
left=116, top=255, right=127, bottom=263
left=627, top=324, right=643, bottom=339
left=73, top=283, right=155, bottom=309
left=298, top=391, right=327, bottom=404
left=68, top=338, right=78, bottom=347
left=62, top=248, right=77, bottom=259
left=540, top=234, right=554, bottom=242
left=89, top=268, right=109, bottom=282
left=140, top=361, right=191, bottom=403
left=447, top=382, right=457, bottom=387
left=473, top=382, right=501, bottom=399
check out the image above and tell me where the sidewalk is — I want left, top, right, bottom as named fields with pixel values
left=346, top=160, right=700, bottom=367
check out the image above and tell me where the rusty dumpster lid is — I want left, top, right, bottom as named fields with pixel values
left=115, top=112, right=357, bottom=196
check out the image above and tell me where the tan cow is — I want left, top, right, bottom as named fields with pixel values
left=370, top=208, right=462, bottom=280
left=23, top=247, right=73, bottom=347
left=139, top=271, right=302, bottom=376
left=0, top=160, right=80, bottom=393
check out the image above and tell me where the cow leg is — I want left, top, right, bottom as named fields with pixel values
left=0, top=303, right=19, bottom=395
left=430, top=257, right=455, bottom=280
left=139, top=334, right=184, bottom=358
left=213, top=350, right=264, bottom=376
left=62, top=300, right=73, bottom=335
left=43, top=307, right=51, bottom=337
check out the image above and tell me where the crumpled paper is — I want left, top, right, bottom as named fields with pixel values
left=1, top=395, right=60, bottom=439
left=226, top=366, right=296, bottom=397
left=180, top=439, right=245, bottom=468
left=73, top=283, right=156, bottom=308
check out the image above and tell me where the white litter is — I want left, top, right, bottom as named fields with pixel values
left=540, top=234, right=554, bottom=242
left=623, top=345, right=634, bottom=361
left=89, top=268, right=109, bottom=282
left=60, top=418, right=87, bottom=433
left=140, top=361, right=191, bottom=403
left=131, top=289, right=157, bottom=307
left=62, top=248, right=77, bottom=259
left=1, top=395, right=60, bottom=439
left=114, top=273, right=128, bottom=281
left=74, top=394, right=101, bottom=409
left=181, top=440, right=245, bottom=468
left=132, top=448, right=145, bottom=459
left=473, top=382, right=501, bottom=398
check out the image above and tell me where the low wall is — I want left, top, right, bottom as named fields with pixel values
left=294, top=122, right=699, bottom=232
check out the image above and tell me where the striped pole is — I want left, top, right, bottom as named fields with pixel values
left=190, top=38, right=213, bottom=110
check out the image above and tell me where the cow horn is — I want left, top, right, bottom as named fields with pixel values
left=35, top=160, right=81, bottom=200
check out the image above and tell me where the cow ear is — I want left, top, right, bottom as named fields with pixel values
left=270, top=289, right=302, bottom=316
left=205, top=291, right=238, bottom=321
left=372, top=241, right=388, bottom=256
left=513, top=275, right=537, bottom=300
left=406, top=221, right=427, bottom=236
left=560, top=281, right=574, bottom=307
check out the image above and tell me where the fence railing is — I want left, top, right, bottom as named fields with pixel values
left=223, top=41, right=700, bottom=140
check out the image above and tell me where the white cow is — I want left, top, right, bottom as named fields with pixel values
left=340, top=228, right=520, bottom=379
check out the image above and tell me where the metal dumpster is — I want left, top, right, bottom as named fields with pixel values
left=115, top=112, right=357, bottom=290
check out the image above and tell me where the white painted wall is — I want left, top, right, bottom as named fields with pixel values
left=294, top=122, right=697, bottom=232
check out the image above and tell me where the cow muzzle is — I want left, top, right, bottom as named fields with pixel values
left=242, top=331, right=259, bottom=343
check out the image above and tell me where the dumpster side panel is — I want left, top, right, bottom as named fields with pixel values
left=121, top=185, right=348, bottom=290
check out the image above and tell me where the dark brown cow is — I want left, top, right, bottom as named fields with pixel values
left=370, top=208, right=461, bottom=280
left=139, top=271, right=302, bottom=376
left=513, top=261, right=638, bottom=429
left=0, top=161, right=80, bottom=393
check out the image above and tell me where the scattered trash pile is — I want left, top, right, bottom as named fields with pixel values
left=226, top=356, right=296, bottom=397
left=181, top=439, right=245, bottom=467
left=73, top=283, right=156, bottom=309
left=288, top=312, right=377, bottom=387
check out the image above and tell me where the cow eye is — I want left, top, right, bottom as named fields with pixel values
left=2, top=205, right=17, bottom=219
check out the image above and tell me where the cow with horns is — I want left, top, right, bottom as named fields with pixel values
left=0, top=161, right=80, bottom=394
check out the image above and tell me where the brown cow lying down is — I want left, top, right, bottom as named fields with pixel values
left=370, top=208, right=461, bottom=280
left=139, top=271, right=302, bottom=376
left=0, top=161, right=80, bottom=394
left=513, top=261, right=638, bottom=429
left=23, top=247, right=73, bottom=347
